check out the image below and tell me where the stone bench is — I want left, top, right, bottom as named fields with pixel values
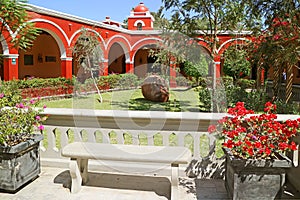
left=61, top=142, right=192, bottom=200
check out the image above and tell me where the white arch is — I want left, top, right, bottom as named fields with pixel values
left=0, top=18, right=14, bottom=37
left=107, top=41, right=130, bottom=63
left=134, top=20, right=145, bottom=27
left=217, top=37, right=251, bottom=54
left=69, top=28, right=106, bottom=50
left=0, top=35, right=10, bottom=55
left=29, top=18, right=75, bottom=59
left=131, top=37, right=162, bottom=63
left=29, top=18, right=70, bottom=46
left=105, top=34, right=131, bottom=51
left=131, top=37, right=162, bottom=51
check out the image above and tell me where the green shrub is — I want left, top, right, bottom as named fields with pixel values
left=118, top=74, right=140, bottom=88
left=236, top=78, right=255, bottom=89
left=98, top=74, right=121, bottom=89
left=176, top=76, right=191, bottom=87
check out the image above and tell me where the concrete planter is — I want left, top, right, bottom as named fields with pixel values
left=0, top=134, right=43, bottom=192
left=224, top=148, right=292, bottom=200
left=287, top=135, right=300, bottom=191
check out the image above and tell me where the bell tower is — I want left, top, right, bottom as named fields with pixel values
left=127, top=2, right=154, bottom=30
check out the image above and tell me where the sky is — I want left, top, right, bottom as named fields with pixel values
left=27, top=0, right=164, bottom=22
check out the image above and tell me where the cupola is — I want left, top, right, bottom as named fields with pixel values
left=127, top=2, right=154, bottom=30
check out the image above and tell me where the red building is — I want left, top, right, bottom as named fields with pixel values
left=0, top=2, right=254, bottom=83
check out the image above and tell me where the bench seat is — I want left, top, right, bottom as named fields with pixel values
left=61, top=142, right=192, bottom=200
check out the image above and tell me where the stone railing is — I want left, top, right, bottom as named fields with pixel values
left=39, top=108, right=300, bottom=182
left=40, top=108, right=226, bottom=178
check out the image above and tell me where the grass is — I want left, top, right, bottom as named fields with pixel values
left=42, top=88, right=200, bottom=112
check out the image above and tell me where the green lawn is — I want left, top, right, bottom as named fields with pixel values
left=42, top=88, right=200, bottom=112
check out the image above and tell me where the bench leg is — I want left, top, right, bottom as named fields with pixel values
left=77, top=159, right=89, bottom=184
left=171, top=163, right=179, bottom=200
left=69, top=160, right=82, bottom=193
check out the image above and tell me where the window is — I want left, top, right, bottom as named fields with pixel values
left=137, top=22, right=143, bottom=30
left=24, top=55, right=33, bottom=65
left=45, top=56, right=56, bottom=62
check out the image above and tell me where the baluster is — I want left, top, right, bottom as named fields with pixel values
left=193, top=133, right=201, bottom=159
left=44, top=126, right=59, bottom=157
left=85, top=128, right=97, bottom=143
left=60, top=128, right=69, bottom=148
left=101, top=130, right=110, bottom=144
left=162, top=132, right=169, bottom=146
left=131, top=131, right=139, bottom=145
left=73, top=128, right=83, bottom=142
left=177, top=132, right=185, bottom=147
left=147, top=131, right=155, bottom=146
left=115, top=130, right=124, bottom=144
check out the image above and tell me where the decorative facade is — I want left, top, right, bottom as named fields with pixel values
left=0, top=2, right=257, bottom=84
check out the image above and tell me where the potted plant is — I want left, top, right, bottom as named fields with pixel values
left=208, top=101, right=300, bottom=199
left=0, top=81, right=46, bottom=192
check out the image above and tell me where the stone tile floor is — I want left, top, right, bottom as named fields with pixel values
left=0, top=166, right=299, bottom=200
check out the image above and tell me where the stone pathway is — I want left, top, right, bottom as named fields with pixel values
left=0, top=166, right=299, bottom=200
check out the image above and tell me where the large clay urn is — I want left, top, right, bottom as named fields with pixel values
left=141, top=75, right=169, bottom=102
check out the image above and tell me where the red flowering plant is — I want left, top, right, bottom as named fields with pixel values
left=208, top=102, right=300, bottom=159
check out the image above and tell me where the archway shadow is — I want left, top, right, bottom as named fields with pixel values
left=54, top=170, right=171, bottom=199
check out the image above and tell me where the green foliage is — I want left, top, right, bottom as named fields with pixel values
left=246, top=1, right=299, bottom=102
left=176, top=76, right=191, bottom=87
left=73, top=28, right=104, bottom=102
left=223, top=47, right=251, bottom=80
left=98, top=74, right=121, bottom=89
left=161, top=0, right=252, bottom=54
left=16, top=77, right=74, bottom=89
left=272, top=99, right=300, bottom=114
left=117, top=74, right=140, bottom=89
left=183, top=56, right=209, bottom=84
left=198, top=87, right=212, bottom=112
left=0, top=80, right=46, bottom=146
left=198, top=77, right=272, bottom=112
left=0, top=0, right=40, bottom=50
left=235, top=78, right=255, bottom=89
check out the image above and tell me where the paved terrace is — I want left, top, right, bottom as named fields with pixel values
left=1, top=109, right=300, bottom=199
left=0, top=166, right=299, bottom=200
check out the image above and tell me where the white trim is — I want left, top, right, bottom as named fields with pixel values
left=134, top=20, right=145, bottom=27
left=3, top=54, right=19, bottom=58
left=29, top=18, right=70, bottom=46
left=0, top=35, right=9, bottom=55
left=69, top=28, right=106, bottom=50
left=60, top=57, right=73, bottom=61
left=25, top=4, right=127, bottom=33
left=106, top=35, right=131, bottom=52
left=131, top=37, right=162, bottom=51
left=215, top=62, right=221, bottom=64
left=217, top=38, right=251, bottom=54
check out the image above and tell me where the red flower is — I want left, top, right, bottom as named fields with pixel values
left=209, top=101, right=300, bottom=159
left=265, top=147, right=271, bottom=155
left=208, top=125, right=216, bottom=133
left=254, top=141, right=262, bottom=149
left=290, top=142, right=298, bottom=151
